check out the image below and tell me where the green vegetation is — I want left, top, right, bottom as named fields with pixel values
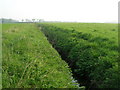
left=2, top=23, right=80, bottom=88
left=0, top=23, right=2, bottom=89
left=38, top=23, right=119, bottom=89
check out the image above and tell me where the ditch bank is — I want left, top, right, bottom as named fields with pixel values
left=38, top=24, right=119, bottom=89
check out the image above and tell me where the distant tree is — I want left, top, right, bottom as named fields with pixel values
left=38, top=19, right=44, bottom=22
left=32, top=19, right=35, bottom=23
left=26, top=19, right=29, bottom=22
left=22, top=19, right=24, bottom=22
left=37, top=19, right=40, bottom=22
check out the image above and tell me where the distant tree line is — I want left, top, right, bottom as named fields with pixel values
left=0, top=18, right=19, bottom=23
left=21, top=19, right=44, bottom=23
left=0, top=18, right=45, bottom=23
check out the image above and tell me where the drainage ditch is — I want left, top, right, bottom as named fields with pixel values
left=38, top=24, right=93, bottom=89
left=38, top=24, right=118, bottom=89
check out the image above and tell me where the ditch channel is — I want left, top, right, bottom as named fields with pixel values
left=38, top=23, right=119, bottom=89
left=38, top=25, right=93, bottom=89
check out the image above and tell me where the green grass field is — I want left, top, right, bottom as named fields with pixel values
left=42, top=23, right=118, bottom=43
left=39, top=23, right=119, bottom=88
left=2, top=22, right=119, bottom=89
left=2, top=23, right=79, bottom=88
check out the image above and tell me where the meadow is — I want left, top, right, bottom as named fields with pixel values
left=2, top=23, right=80, bottom=88
left=2, top=22, right=119, bottom=89
left=38, top=23, right=119, bottom=89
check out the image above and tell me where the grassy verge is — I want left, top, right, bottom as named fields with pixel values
left=2, top=23, right=80, bottom=88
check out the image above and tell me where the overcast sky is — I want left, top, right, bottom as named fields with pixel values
left=0, top=0, right=119, bottom=22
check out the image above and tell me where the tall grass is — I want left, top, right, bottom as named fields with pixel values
left=2, top=23, right=79, bottom=88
